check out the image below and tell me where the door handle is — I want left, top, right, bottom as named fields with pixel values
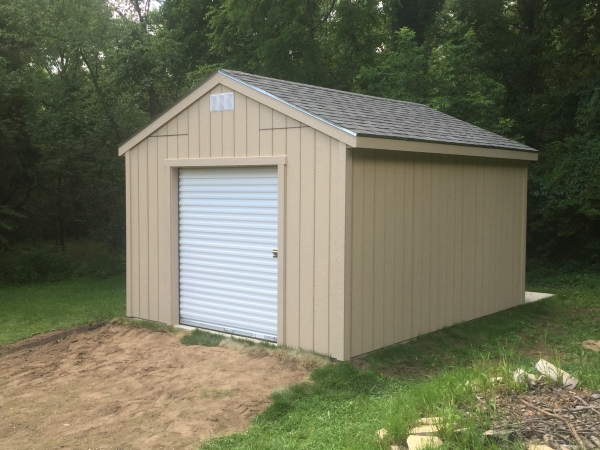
left=272, top=249, right=278, bottom=258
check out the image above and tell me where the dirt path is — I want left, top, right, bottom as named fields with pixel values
left=0, top=323, right=310, bottom=449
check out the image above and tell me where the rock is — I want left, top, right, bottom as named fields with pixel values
left=390, top=446, right=401, bottom=450
left=513, top=369, right=527, bottom=382
left=406, top=435, right=443, bottom=450
left=528, top=445, right=554, bottom=450
left=582, top=340, right=600, bottom=352
left=592, top=392, right=600, bottom=400
left=378, top=428, right=388, bottom=440
left=527, top=373, right=538, bottom=383
left=416, top=417, right=441, bottom=425
left=534, top=359, right=579, bottom=390
left=409, top=425, right=439, bottom=436
left=483, top=429, right=517, bottom=442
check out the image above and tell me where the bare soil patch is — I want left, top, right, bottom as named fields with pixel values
left=0, top=323, right=311, bottom=449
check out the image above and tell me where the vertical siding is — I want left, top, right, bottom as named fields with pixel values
left=125, top=152, right=132, bottom=317
left=126, top=84, right=348, bottom=359
left=298, top=127, right=315, bottom=350
left=157, top=135, right=170, bottom=323
left=147, top=137, right=159, bottom=321
left=138, top=140, right=149, bottom=319
left=130, top=148, right=139, bottom=318
left=313, top=132, right=331, bottom=354
left=349, top=150, right=528, bottom=357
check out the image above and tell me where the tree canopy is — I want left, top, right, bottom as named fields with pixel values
left=1, top=0, right=599, bottom=263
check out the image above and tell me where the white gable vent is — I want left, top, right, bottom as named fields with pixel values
left=210, top=92, right=234, bottom=112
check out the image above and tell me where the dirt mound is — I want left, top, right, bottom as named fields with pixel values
left=0, top=323, right=310, bottom=449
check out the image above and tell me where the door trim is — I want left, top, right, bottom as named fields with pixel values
left=164, top=156, right=286, bottom=167
left=164, top=159, right=286, bottom=345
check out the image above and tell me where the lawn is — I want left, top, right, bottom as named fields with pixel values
left=1, top=271, right=599, bottom=449
left=0, top=276, right=125, bottom=344
left=202, top=270, right=600, bottom=449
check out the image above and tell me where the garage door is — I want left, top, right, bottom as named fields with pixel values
left=178, top=166, right=278, bottom=342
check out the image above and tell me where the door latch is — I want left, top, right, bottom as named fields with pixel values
left=272, top=249, right=278, bottom=258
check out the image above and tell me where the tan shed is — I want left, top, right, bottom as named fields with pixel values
left=119, top=70, right=538, bottom=360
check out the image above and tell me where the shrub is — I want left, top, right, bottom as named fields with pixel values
left=0, top=240, right=124, bottom=284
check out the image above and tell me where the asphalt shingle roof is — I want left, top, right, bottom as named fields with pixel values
left=221, top=69, right=535, bottom=153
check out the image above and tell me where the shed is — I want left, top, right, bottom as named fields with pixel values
left=119, top=69, right=538, bottom=361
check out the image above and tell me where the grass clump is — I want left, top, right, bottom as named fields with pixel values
left=181, top=328, right=225, bottom=347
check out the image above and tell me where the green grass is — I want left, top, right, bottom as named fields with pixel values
left=181, top=328, right=225, bottom=346
left=203, top=271, right=600, bottom=449
left=0, top=276, right=125, bottom=344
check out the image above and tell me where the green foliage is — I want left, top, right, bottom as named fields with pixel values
left=356, top=28, right=429, bottom=103
left=0, top=276, right=125, bottom=344
left=1, top=0, right=599, bottom=264
left=180, top=328, right=225, bottom=347
left=208, top=0, right=384, bottom=89
left=0, top=241, right=125, bottom=284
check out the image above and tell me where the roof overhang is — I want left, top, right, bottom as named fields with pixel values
left=119, top=70, right=538, bottom=162
left=355, top=136, right=538, bottom=161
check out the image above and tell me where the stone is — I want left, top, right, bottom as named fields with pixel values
left=483, top=429, right=517, bottom=442
left=525, top=292, right=554, bottom=303
left=534, top=359, right=579, bottom=390
left=390, top=446, right=401, bottom=450
left=527, top=373, right=538, bottom=384
left=416, top=417, right=441, bottom=426
left=528, top=445, right=554, bottom=450
left=582, top=340, right=600, bottom=352
left=377, top=429, right=388, bottom=440
left=409, top=425, right=439, bottom=436
left=513, top=369, right=527, bottom=382
left=406, top=435, right=443, bottom=450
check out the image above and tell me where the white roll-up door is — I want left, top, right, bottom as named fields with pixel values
left=178, top=166, right=278, bottom=342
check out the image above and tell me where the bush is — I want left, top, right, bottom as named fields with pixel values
left=0, top=240, right=124, bottom=284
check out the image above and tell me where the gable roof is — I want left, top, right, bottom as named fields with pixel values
left=118, top=69, right=537, bottom=158
left=221, top=70, right=535, bottom=153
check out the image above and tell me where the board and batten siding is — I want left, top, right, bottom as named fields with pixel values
left=126, top=84, right=348, bottom=359
left=347, top=149, right=528, bottom=358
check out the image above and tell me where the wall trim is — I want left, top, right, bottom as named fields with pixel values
left=163, top=156, right=287, bottom=167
